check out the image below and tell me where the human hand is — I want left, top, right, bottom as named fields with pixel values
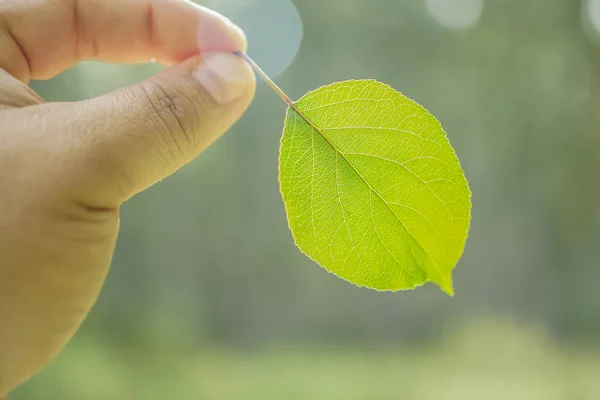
left=0, top=0, right=255, bottom=395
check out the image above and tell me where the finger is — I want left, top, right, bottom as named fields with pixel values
left=29, top=51, right=255, bottom=209
left=0, top=71, right=45, bottom=108
left=0, top=0, right=246, bottom=82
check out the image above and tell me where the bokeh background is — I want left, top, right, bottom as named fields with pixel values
left=12, top=0, right=600, bottom=398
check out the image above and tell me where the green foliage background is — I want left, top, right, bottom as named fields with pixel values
left=14, top=0, right=600, bottom=398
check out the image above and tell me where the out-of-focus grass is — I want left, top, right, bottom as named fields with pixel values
left=12, top=317, right=600, bottom=400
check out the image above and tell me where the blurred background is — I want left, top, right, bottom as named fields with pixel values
left=12, top=0, right=600, bottom=398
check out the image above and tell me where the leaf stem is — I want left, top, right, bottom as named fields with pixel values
left=233, top=51, right=323, bottom=134
left=233, top=51, right=294, bottom=106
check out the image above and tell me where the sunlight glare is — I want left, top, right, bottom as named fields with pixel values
left=201, top=0, right=303, bottom=79
left=425, top=0, right=484, bottom=30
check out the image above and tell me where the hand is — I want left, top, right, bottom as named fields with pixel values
left=0, top=0, right=255, bottom=395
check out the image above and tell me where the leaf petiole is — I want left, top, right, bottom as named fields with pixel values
left=233, top=51, right=294, bottom=106
left=234, top=51, right=323, bottom=135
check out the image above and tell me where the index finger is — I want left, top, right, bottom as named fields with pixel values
left=0, top=0, right=246, bottom=83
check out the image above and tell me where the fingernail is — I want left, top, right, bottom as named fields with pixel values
left=193, top=52, right=253, bottom=105
left=196, top=15, right=248, bottom=53
left=194, top=4, right=248, bottom=53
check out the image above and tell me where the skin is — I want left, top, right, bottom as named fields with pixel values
left=0, top=0, right=256, bottom=396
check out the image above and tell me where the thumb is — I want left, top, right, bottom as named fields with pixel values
left=54, top=52, right=255, bottom=208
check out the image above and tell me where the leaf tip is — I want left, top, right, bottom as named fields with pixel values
left=438, top=272, right=455, bottom=297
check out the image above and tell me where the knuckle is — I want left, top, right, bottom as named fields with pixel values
left=137, top=80, right=198, bottom=152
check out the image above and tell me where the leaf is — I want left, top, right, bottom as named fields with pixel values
left=278, top=79, right=471, bottom=295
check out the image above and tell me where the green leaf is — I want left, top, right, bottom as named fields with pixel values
left=279, top=80, right=471, bottom=295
